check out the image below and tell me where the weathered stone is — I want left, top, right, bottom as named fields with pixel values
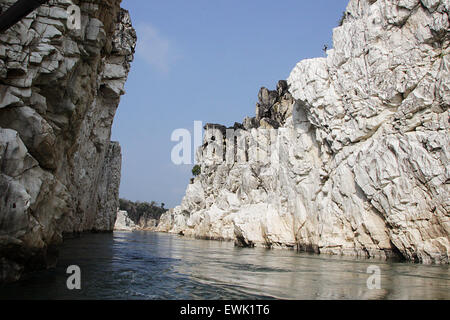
left=158, top=0, right=450, bottom=264
left=0, top=0, right=136, bottom=282
left=114, top=210, right=136, bottom=231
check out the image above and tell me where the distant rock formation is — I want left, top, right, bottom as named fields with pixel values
left=0, top=0, right=136, bottom=282
left=114, top=210, right=136, bottom=231
left=118, top=198, right=167, bottom=231
left=158, top=0, right=449, bottom=264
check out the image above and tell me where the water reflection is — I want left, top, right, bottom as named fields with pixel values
left=0, top=231, right=448, bottom=300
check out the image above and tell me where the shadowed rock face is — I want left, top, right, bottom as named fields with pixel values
left=0, top=0, right=136, bottom=282
left=158, top=0, right=449, bottom=264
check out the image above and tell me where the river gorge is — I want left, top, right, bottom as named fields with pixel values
left=0, top=0, right=449, bottom=301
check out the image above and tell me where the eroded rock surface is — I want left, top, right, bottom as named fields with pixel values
left=158, top=0, right=449, bottom=264
left=114, top=210, right=136, bottom=231
left=0, top=0, right=136, bottom=282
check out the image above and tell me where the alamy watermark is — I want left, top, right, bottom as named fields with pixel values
left=170, top=121, right=286, bottom=166
left=43, top=0, right=82, bottom=30
left=66, top=3, right=81, bottom=30
left=366, top=265, right=381, bottom=290
left=66, top=265, right=81, bottom=290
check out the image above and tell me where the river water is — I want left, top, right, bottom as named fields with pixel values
left=0, top=231, right=448, bottom=300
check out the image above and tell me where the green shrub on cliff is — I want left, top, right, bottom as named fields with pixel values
left=192, top=164, right=201, bottom=177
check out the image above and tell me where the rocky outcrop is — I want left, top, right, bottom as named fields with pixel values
left=114, top=210, right=136, bottom=231
left=118, top=198, right=167, bottom=230
left=0, top=0, right=136, bottom=282
left=114, top=208, right=162, bottom=232
left=158, top=0, right=449, bottom=264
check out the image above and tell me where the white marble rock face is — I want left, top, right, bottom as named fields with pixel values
left=158, top=0, right=450, bottom=264
left=114, top=210, right=136, bottom=231
left=0, top=0, right=136, bottom=282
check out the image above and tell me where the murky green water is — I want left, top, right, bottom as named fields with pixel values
left=0, top=231, right=448, bottom=299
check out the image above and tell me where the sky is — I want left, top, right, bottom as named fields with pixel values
left=112, top=0, right=349, bottom=208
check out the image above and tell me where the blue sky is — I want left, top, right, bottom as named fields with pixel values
left=112, top=0, right=349, bottom=208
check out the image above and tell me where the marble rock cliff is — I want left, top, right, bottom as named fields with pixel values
left=0, top=0, right=136, bottom=282
left=158, top=0, right=450, bottom=264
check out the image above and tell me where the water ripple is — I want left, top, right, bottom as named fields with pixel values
left=0, top=231, right=448, bottom=300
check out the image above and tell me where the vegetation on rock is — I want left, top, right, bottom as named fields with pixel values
left=119, top=198, right=167, bottom=225
left=192, top=165, right=201, bottom=177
